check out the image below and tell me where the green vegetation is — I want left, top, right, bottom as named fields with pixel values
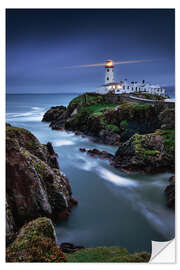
left=66, top=246, right=150, bottom=263
left=6, top=218, right=66, bottom=262
left=6, top=125, right=30, bottom=140
left=133, top=133, right=160, bottom=157
left=6, top=124, right=40, bottom=153
left=104, top=124, right=120, bottom=132
left=159, top=129, right=175, bottom=152
left=133, top=93, right=165, bottom=100
left=120, top=119, right=128, bottom=127
left=81, top=103, right=116, bottom=115
left=133, top=129, right=175, bottom=158
left=120, top=102, right=152, bottom=111
left=68, top=93, right=103, bottom=108
left=69, top=94, right=118, bottom=132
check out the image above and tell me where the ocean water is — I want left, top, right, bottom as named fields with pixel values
left=6, top=93, right=175, bottom=253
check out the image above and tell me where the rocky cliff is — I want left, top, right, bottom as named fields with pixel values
left=42, top=92, right=174, bottom=145
left=6, top=124, right=77, bottom=243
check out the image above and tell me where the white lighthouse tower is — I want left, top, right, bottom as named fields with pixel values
left=105, top=59, right=114, bottom=84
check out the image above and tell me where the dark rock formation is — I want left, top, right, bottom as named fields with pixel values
left=80, top=148, right=114, bottom=161
left=42, top=106, right=66, bottom=122
left=113, top=129, right=175, bottom=173
left=165, top=176, right=175, bottom=209
left=6, top=124, right=77, bottom=241
left=60, top=242, right=85, bottom=253
left=158, top=108, right=175, bottom=129
left=79, top=148, right=86, bottom=152
left=6, top=217, right=66, bottom=262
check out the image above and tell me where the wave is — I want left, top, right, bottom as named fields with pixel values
left=76, top=153, right=98, bottom=171
left=6, top=107, right=44, bottom=122
left=54, top=140, right=74, bottom=146
left=136, top=200, right=174, bottom=239
left=98, top=168, right=138, bottom=187
left=32, top=106, right=42, bottom=110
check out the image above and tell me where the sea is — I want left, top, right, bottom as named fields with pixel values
left=6, top=93, right=175, bottom=253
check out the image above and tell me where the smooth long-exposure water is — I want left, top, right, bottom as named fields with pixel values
left=6, top=93, right=175, bottom=253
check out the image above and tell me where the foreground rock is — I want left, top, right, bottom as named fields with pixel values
left=6, top=217, right=66, bottom=262
left=6, top=124, right=77, bottom=242
left=6, top=217, right=150, bottom=263
left=113, top=129, right=175, bottom=173
left=165, top=176, right=175, bottom=209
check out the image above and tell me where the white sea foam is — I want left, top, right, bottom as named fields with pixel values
left=6, top=112, right=34, bottom=118
left=6, top=109, right=44, bottom=122
left=98, top=168, right=138, bottom=186
left=32, top=107, right=41, bottom=110
left=54, top=140, right=74, bottom=146
left=76, top=153, right=98, bottom=171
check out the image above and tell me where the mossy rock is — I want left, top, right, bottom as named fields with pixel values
left=6, top=124, right=48, bottom=163
left=115, top=129, right=175, bottom=172
left=66, top=246, right=150, bottom=262
left=6, top=217, right=66, bottom=262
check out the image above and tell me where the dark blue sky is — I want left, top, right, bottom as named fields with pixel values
left=6, top=9, right=175, bottom=94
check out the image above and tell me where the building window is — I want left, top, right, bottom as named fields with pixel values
left=132, top=87, right=133, bottom=90
left=127, top=86, right=129, bottom=89
left=107, top=69, right=109, bottom=72
left=107, top=77, right=109, bottom=80
left=123, top=86, right=125, bottom=90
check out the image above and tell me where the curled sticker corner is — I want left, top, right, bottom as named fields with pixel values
left=150, top=239, right=175, bottom=263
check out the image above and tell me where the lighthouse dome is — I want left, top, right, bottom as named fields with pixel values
left=105, top=59, right=114, bottom=68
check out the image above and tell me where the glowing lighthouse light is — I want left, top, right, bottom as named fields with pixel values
left=105, top=59, right=114, bottom=84
left=105, top=60, right=114, bottom=68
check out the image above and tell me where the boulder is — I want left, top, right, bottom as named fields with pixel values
left=113, top=129, right=175, bottom=173
left=6, top=217, right=66, bottom=262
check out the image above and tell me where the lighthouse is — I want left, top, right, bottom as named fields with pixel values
left=105, top=59, right=114, bottom=84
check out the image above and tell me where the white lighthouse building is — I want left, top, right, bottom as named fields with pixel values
left=97, top=59, right=165, bottom=96
left=105, top=59, right=114, bottom=84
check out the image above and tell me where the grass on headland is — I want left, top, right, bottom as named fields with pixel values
left=66, top=246, right=150, bottom=263
left=158, top=129, right=175, bottom=152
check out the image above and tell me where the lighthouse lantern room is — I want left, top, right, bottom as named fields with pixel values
left=105, top=59, right=114, bottom=84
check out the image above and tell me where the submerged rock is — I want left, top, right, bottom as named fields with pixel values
left=6, top=217, right=66, bottom=262
left=79, top=147, right=114, bottom=161
left=6, top=124, right=77, bottom=241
